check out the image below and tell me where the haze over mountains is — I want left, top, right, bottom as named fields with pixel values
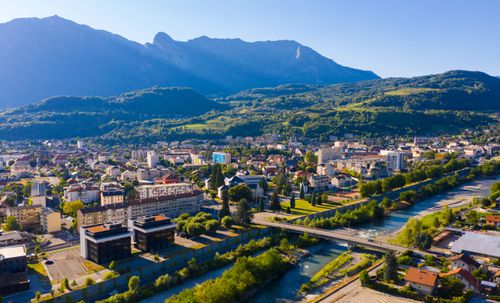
left=0, top=15, right=378, bottom=108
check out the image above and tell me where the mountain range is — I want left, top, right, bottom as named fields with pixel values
left=0, top=15, right=378, bottom=108
left=0, top=70, right=498, bottom=142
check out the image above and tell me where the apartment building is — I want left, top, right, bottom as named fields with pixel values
left=136, top=183, right=193, bottom=200
left=0, top=245, right=29, bottom=294
left=77, top=203, right=129, bottom=229
left=64, top=182, right=99, bottom=204
left=40, top=208, right=61, bottom=233
left=6, top=205, right=42, bottom=227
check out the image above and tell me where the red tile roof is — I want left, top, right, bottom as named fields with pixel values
left=404, top=267, right=439, bottom=287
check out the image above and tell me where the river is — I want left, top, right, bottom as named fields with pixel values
left=140, top=177, right=498, bottom=303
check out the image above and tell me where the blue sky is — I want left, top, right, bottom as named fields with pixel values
left=1, top=0, right=499, bottom=78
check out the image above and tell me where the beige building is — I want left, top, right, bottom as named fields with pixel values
left=77, top=203, right=129, bottom=229
left=41, top=208, right=61, bottom=233
left=6, top=205, right=42, bottom=227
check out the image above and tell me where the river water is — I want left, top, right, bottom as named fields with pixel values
left=140, top=177, right=498, bottom=303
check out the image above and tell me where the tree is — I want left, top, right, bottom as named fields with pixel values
left=128, top=275, right=140, bottom=293
left=381, top=197, right=392, bottom=209
left=235, top=199, right=253, bottom=225
left=62, top=277, right=70, bottom=290
left=62, top=200, right=85, bottom=217
left=384, top=251, right=398, bottom=282
left=311, top=192, right=316, bottom=206
left=35, top=291, right=41, bottom=302
left=4, top=216, right=20, bottom=231
left=109, top=260, right=116, bottom=271
left=438, top=276, right=465, bottom=298
left=221, top=216, right=234, bottom=230
left=290, top=193, right=296, bottom=209
left=359, top=269, right=369, bottom=285
left=299, top=183, right=305, bottom=199
left=399, top=190, right=416, bottom=203
left=228, top=184, right=253, bottom=202
left=316, top=194, right=322, bottom=205
left=205, top=219, right=220, bottom=233
left=258, top=199, right=265, bottom=212
left=259, top=178, right=269, bottom=193
left=415, top=232, right=432, bottom=250
left=219, top=190, right=230, bottom=219
left=84, top=277, right=95, bottom=286
left=269, top=191, right=281, bottom=211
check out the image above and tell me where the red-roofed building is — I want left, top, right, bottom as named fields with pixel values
left=404, top=267, right=439, bottom=295
left=440, top=267, right=480, bottom=293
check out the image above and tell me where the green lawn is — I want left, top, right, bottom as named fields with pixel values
left=384, top=87, right=441, bottom=96
left=281, top=198, right=337, bottom=216
left=28, top=262, right=48, bottom=277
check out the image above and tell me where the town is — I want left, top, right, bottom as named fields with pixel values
left=0, top=129, right=498, bottom=303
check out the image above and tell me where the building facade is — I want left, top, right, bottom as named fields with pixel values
left=131, top=215, right=176, bottom=252
left=80, top=223, right=132, bottom=264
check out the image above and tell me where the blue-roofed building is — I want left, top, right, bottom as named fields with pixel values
left=212, top=152, right=231, bottom=164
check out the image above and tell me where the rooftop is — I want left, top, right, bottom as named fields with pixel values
left=404, top=267, right=438, bottom=287
left=451, top=232, right=500, bottom=258
left=0, top=245, right=26, bottom=259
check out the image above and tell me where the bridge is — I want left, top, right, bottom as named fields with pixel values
left=254, top=219, right=410, bottom=253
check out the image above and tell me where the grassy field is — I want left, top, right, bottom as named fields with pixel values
left=384, top=87, right=441, bottom=96
left=281, top=198, right=337, bottom=216
left=28, top=262, right=48, bottom=276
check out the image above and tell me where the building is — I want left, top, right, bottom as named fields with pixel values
left=317, top=147, right=343, bottom=164
left=147, top=151, right=159, bottom=168
left=136, top=183, right=193, bottom=200
left=129, top=190, right=203, bottom=219
left=76, top=140, right=85, bottom=149
left=41, top=208, right=61, bottom=233
left=308, top=175, right=331, bottom=191
left=385, top=151, right=406, bottom=171
left=131, top=215, right=176, bottom=252
left=440, top=268, right=480, bottom=292
left=0, top=231, right=35, bottom=248
left=106, top=166, right=121, bottom=178
left=100, top=183, right=125, bottom=206
left=64, top=183, right=99, bottom=204
left=451, top=233, right=500, bottom=258
left=404, top=267, right=439, bottom=295
left=317, top=163, right=335, bottom=177
left=448, top=254, right=479, bottom=273
left=6, top=205, right=42, bottom=227
left=31, top=180, right=47, bottom=197
left=131, top=150, right=148, bottom=161
left=0, top=245, right=29, bottom=295
left=212, top=152, right=231, bottom=164
left=77, top=203, right=129, bottom=229
left=80, top=222, right=132, bottom=264
left=485, top=215, right=500, bottom=228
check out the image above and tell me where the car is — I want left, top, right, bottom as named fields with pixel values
left=109, top=290, right=118, bottom=296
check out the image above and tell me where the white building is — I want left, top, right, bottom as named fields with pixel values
left=385, top=151, right=405, bottom=171
left=317, top=147, right=343, bottom=164
left=136, top=183, right=194, bottom=200
left=64, top=183, right=99, bottom=204
left=147, top=151, right=159, bottom=168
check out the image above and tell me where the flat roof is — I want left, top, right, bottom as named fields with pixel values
left=0, top=245, right=26, bottom=259
left=451, top=232, right=500, bottom=258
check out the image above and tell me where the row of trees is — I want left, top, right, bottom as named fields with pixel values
left=359, top=158, right=470, bottom=197
left=175, top=212, right=220, bottom=237
left=295, top=200, right=384, bottom=229
left=165, top=248, right=290, bottom=303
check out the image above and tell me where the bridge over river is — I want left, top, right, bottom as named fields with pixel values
left=254, top=219, right=411, bottom=253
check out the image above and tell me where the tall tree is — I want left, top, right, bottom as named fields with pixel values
left=270, top=191, right=281, bottom=211
left=290, top=193, right=296, bottom=209
left=219, top=190, right=230, bottom=219
left=299, top=183, right=305, bottom=199
left=384, top=251, right=398, bottom=282
left=311, top=192, right=316, bottom=206
left=235, top=198, right=253, bottom=225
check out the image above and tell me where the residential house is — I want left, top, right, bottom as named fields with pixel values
left=404, top=267, right=439, bottom=295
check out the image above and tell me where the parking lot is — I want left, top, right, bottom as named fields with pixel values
left=44, top=247, right=93, bottom=283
